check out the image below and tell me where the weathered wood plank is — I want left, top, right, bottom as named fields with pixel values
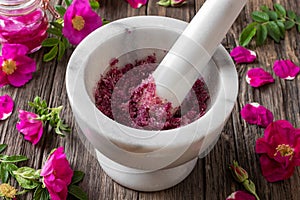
left=1, top=0, right=300, bottom=199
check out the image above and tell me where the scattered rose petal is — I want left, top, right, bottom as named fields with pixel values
left=273, top=60, right=300, bottom=80
left=16, top=110, right=43, bottom=145
left=246, top=68, right=275, bottom=88
left=41, top=147, right=73, bottom=200
left=241, top=103, right=273, bottom=128
left=127, top=0, right=147, bottom=8
left=255, top=120, right=300, bottom=182
left=0, top=94, right=14, bottom=120
left=226, top=191, right=256, bottom=200
left=171, top=0, right=187, bottom=7
left=0, top=44, right=36, bottom=87
left=230, top=46, right=256, bottom=64
left=63, top=0, right=102, bottom=45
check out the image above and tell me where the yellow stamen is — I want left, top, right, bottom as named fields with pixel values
left=2, top=59, right=17, bottom=75
left=274, top=144, right=294, bottom=160
left=72, top=15, right=85, bottom=31
left=0, top=183, right=17, bottom=198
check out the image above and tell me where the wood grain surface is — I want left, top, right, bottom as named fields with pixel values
left=0, top=0, right=300, bottom=199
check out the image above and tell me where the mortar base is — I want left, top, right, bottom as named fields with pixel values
left=96, top=150, right=198, bottom=192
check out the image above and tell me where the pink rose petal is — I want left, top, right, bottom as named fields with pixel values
left=241, top=103, right=273, bottom=128
left=230, top=46, right=256, bottom=64
left=273, top=60, right=300, bottom=80
left=0, top=94, right=14, bottom=120
left=246, top=68, right=275, bottom=87
left=226, top=191, right=256, bottom=200
left=127, top=0, right=147, bottom=8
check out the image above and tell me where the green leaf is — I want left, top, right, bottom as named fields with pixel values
left=58, top=41, right=66, bottom=61
left=33, top=185, right=49, bottom=200
left=43, top=45, right=58, bottom=62
left=15, top=174, right=40, bottom=189
left=47, top=27, right=62, bottom=36
left=62, top=37, right=70, bottom=49
left=276, top=21, right=285, bottom=38
left=0, top=144, right=7, bottom=154
left=65, top=0, right=73, bottom=6
left=287, top=10, right=296, bottom=19
left=102, top=18, right=110, bottom=26
left=284, top=20, right=295, bottom=29
left=50, top=21, right=63, bottom=29
left=266, top=21, right=281, bottom=42
left=42, top=38, right=60, bottom=47
left=0, top=163, right=9, bottom=183
left=266, top=11, right=278, bottom=21
left=0, top=155, right=28, bottom=163
left=274, top=3, right=286, bottom=18
left=251, top=11, right=269, bottom=23
left=239, top=22, right=257, bottom=46
left=13, top=167, right=40, bottom=180
left=157, top=0, right=171, bottom=7
left=256, top=24, right=268, bottom=46
left=71, top=171, right=85, bottom=185
left=6, top=163, right=18, bottom=177
left=296, top=16, right=300, bottom=23
left=68, top=185, right=88, bottom=200
left=90, top=0, right=100, bottom=10
left=296, top=16, right=300, bottom=32
left=55, top=5, right=66, bottom=16
left=260, top=5, right=269, bottom=12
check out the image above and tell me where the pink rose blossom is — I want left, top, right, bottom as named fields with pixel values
left=0, top=94, right=14, bottom=120
left=241, top=103, right=273, bottom=128
left=246, top=68, right=275, bottom=88
left=41, top=147, right=73, bottom=200
left=256, top=120, right=300, bottom=182
left=16, top=110, right=43, bottom=145
left=273, top=60, right=300, bottom=80
left=63, top=0, right=102, bottom=45
left=127, top=0, right=147, bottom=8
left=0, top=44, right=36, bottom=87
left=226, top=191, right=256, bottom=200
left=230, top=46, right=256, bottom=64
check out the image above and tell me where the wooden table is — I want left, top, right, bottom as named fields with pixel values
left=1, top=0, right=300, bottom=199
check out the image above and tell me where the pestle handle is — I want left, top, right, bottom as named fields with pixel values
left=152, top=0, right=247, bottom=108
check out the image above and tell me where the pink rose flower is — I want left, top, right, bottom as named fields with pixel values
left=0, top=44, right=36, bottom=87
left=127, top=0, right=147, bottom=8
left=273, top=60, right=300, bottom=80
left=16, top=110, right=43, bottom=145
left=246, top=68, right=275, bottom=88
left=62, top=0, right=102, bottom=45
left=41, top=147, right=73, bottom=200
left=241, top=103, right=273, bottom=128
left=226, top=191, right=256, bottom=200
left=0, top=94, right=14, bottom=120
left=255, top=120, right=300, bottom=182
left=230, top=46, right=256, bottom=64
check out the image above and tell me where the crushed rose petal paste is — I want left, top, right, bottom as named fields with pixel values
left=94, top=54, right=210, bottom=130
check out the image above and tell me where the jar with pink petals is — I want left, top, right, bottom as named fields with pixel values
left=0, top=0, right=49, bottom=53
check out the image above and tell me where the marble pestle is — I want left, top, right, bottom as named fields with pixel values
left=152, top=0, right=247, bottom=107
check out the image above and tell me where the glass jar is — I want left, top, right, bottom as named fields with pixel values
left=0, top=0, right=49, bottom=53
